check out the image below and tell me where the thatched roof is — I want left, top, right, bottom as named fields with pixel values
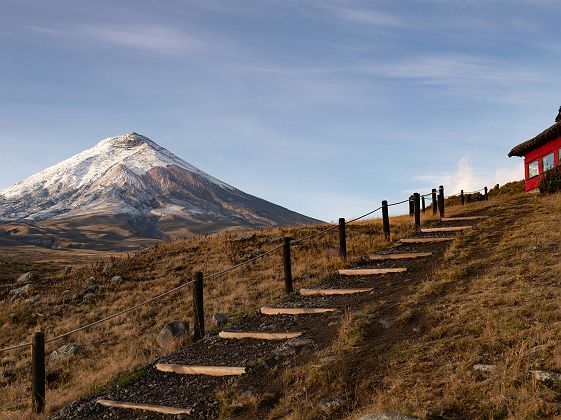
left=509, top=107, right=561, bottom=157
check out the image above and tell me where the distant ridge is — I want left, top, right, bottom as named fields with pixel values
left=0, top=133, right=319, bottom=249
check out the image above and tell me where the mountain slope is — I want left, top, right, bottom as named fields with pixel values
left=0, top=133, right=319, bottom=249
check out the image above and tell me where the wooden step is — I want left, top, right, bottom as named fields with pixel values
left=219, top=331, right=302, bottom=340
left=369, top=252, right=432, bottom=260
left=156, top=363, right=246, bottom=376
left=442, top=216, right=487, bottom=221
left=260, top=306, right=337, bottom=315
left=421, top=226, right=472, bottom=233
left=97, top=399, right=192, bottom=415
left=300, top=288, right=373, bottom=296
left=400, top=238, right=454, bottom=244
left=339, top=268, right=406, bottom=276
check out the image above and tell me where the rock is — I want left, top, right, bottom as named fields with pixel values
left=274, top=338, right=315, bottom=359
left=63, top=266, right=72, bottom=275
left=25, top=296, right=39, bottom=305
left=319, top=356, right=338, bottom=363
left=9, top=284, right=33, bottom=300
left=157, top=321, right=189, bottom=349
left=240, top=390, right=254, bottom=398
left=49, top=344, right=83, bottom=362
left=379, top=318, right=394, bottom=329
left=61, top=290, right=72, bottom=304
left=287, top=338, right=315, bottom=351
left=82, top=293, right=96, bottom=304
left=274, top=343, right=297, bottom=358
left=102, top=262, right=114, bottom=274
left=110, top=275, right=123, bottom=285
left=213, top=313, right=229, bottom=327
left=87, top=276, right=96, bottom=284
left=318, top=397, right=344, bottom=413
left=530, top=370, right=561, bottom=383
left=473, top=364, right=496, bottom=373
left=17, top=272, right=33, bottom=284
left=359, top=413, right=417, bottom=420
left=83, top=284, right=98, bottom=294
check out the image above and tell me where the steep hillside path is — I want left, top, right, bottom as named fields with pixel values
left=51, top=206, right=495, bottom=419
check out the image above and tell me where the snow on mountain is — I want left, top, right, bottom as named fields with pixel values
left=1, top=132, right=231, bottom=200
left=0, top=133, right=318, bottom=245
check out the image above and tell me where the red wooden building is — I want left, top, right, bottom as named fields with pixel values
left=509, top=107, right=561, bottom=192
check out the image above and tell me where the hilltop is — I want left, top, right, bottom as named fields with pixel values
left=7, top=180, right=561, bottom=418
left=0, top=133, right=319, bottom=250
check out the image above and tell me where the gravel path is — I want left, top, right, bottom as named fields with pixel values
left=51, top=212, right=485, bottom=419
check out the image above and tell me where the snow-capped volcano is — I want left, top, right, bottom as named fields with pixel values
left=0, top=133, right=318, bottom=248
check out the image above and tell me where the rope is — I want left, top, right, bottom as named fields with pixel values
left=0, top=241, right=288, bottom=353
left=0, top=184, right=488, bottom=353
left=387, top=198, right=410, bottom=207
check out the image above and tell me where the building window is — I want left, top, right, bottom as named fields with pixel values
left=543, top=152, right=554, bottom=171
left=528, top=160, right=539, bottom=178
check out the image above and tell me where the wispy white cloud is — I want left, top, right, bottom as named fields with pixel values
left=80, top=24, right=201, bottom=54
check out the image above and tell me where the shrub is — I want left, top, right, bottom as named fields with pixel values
left=539, top=165, right=561, bottom=193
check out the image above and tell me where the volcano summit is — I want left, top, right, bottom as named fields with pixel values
left=0, top=133, right=318, bottom=249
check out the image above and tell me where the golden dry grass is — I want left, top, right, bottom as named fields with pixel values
left=0, top=209, right=435, bottom=417
left=359, top=191, right=561, bottom=418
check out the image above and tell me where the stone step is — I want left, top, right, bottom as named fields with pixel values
left=219, top=331, right=302, bottom=340
left=400, top=238, right=454, bottom=244
left=300, top=287, right=373, bottom=296
left=260, top=306, right=337, bottom=315
left=369, top=252, right=432, bottom=260
left=155, top=363, right=246, bottom=376
left=97, top=399, right=192, bottom=415
left=421, top=226, right=472, bottom=233
left=339, top=268, right=406, bottom=276
left=442, top=216, right=487, bottom=221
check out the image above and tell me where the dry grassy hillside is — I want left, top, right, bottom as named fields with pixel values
left=0, top=205, right=428, bottom=417
left=249, top=180, right=561, bottom=419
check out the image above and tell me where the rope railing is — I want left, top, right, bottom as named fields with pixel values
left=1, top=182, right=492, bottom=414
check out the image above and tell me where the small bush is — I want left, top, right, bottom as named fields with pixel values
left=539, top=165, right=561, bottom=193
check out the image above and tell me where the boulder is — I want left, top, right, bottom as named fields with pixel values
left=530, top=370, right=561, bottom=383
left=213, top=313, right=229, bottom=327
left=49, top=343, right=83, bottom=362
left=110, top=275, right=123, bottom=285
left=9, top=284, right=33, bottom=300
left=17, top=272, right=33, bottom=284
left=157, top=321, right=189, bottom=349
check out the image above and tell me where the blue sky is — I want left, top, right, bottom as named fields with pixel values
left=1, top=0, right=560, bottom=221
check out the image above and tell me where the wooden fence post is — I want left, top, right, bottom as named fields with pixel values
left=283, top=237, right=293, bottom=294
left=338, top=218, right=347, bottom=260
left=192, top=272, right=205, bottom=340
left=409, top=195, right=414, bottom=216
left=438, top=185, right=445, bottom=218
left=432, top=188, right=437, bottom=215
left=414, top=193, right=421, bottom=229
left=32, top=331, right=45, bottom=414
left=484, top=186, right=488, bottom=200
left=461, top=190, right=465, bottom=205
left=421, top=195, right=426, bottom=213
left=382, top=200, right=390, bottom=240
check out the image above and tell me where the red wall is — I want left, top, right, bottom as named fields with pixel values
left=523, top=135, right=561, bottom=191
